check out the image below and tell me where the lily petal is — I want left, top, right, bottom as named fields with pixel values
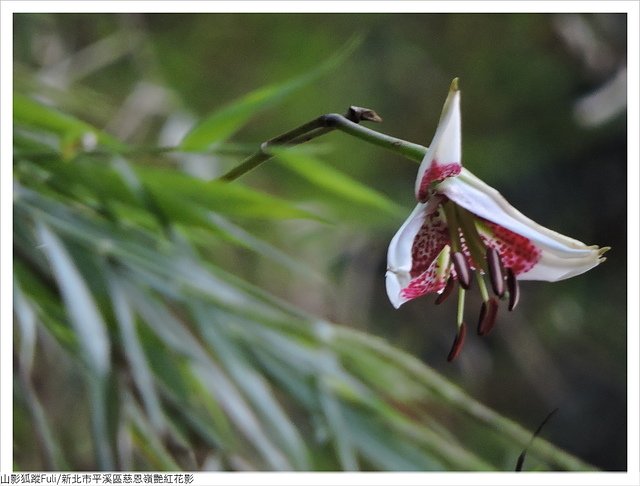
left=386, top=199, right=451, bottom=308
left=415, top=79, right=462, bottom=202
left=437, top=168, right=608, bottom=281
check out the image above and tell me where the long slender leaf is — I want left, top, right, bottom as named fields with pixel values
left=108, top=273, right=166, bottom=434
left=272, top=146, right=405, bottom=218
left=180, top=38, right=359, bottom=151
left=36, top=223, right=111, bottom=379
left=193, top=304, right=310, bottom=470
left=14, top=94, right=124, bottom=150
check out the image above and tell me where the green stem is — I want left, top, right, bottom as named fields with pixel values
left=218, top=109, right=427, bottom=182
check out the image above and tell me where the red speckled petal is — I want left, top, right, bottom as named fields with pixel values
left=401, top=245, right=452, bottom=301
left=416, top=162, right=462, bottom=202
left=480, top=220, right=541, bottom=275
left=409, top=210, right=449, bottom=278
left=399, top=211, right=451, bottom=302
left=438, top=169, right=607, bottom=282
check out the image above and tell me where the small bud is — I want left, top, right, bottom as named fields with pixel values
left=486, top=247, right=505, bottom=297
left=435, top=277, right=455, bottom=305
left=507, top=268, right=520, bottom=311
left=477, top=298, right=499, bottom=336
left=346, top=106, right=383, bottom=124
left=452, top=251, right=471, bottom=290
left=447, top=322, right=467, bottom=362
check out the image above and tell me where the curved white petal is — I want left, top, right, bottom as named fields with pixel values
left=438, top=168, right=608, bottom=282
left=386, top=197, right=447, bottom=308
left=386, top=203, right=428, bottom=308
left=415, top=79, right=462, bottom=201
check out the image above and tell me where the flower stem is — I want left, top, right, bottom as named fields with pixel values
left=218, top=107, right=427, bottom=181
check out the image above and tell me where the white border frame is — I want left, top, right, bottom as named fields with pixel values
left=2, top=2, right=638, bottom=485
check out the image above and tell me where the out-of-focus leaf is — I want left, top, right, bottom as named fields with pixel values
left=14, top=281, right=68, bottom=470
left=36, top=223, right=111, bottom=379
left=35, top=223, right=115, bottom=469
left=13, top=94, right=124, bottom=150
left=126, top=397, right=184, bottom=471
left=193, top=305, right=310, bottom=470
left=343, top=407, right=445, bottom=471
left=138, top=166, right=323, bottom=221
left=108, top=274, right=166, bottom=434
left=318, top=381, right=358, bottom=471
left=271, top=146, right=405, bottom=218
left=179, top=39, right=359, bottom=151
left=123, top=283, right=292, bottom=470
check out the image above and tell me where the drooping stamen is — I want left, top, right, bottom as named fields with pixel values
left=435, top=276, right=455, bottom=305
left=506, top=268, right=520, bottom=311
left=477, top=297, right=499, bottom=336
left=447, top=322, right=467, bottom=362
left=486, top=247, right=505, bottom=297
left=452, top=251, right=471, bottom=290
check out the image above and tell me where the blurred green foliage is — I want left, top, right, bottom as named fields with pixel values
left=13, top=13, right=626, bottom=471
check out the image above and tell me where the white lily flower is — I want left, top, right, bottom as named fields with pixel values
left=386, top=79, right=609, bottom=360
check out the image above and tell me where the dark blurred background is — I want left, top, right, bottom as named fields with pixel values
left=14, top=13, right=627, bottom=470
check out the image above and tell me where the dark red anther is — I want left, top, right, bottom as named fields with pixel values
left=447, top=322, right=467, bottom=362
left=486, top=247, right=505, bottom=297
left=477, top=297, right=499, bottom=336
left=507, top=268, right=520, bottom=311
left=435, top=277, right=456, bottom=305
left=452, top=251, right=471, bottom=290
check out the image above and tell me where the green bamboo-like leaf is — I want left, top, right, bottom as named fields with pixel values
left=193, top=305, right=310, bottom=470
left=272, top=147, right=405, bottom=218
left=318, top=380, right=359, bottom=471
left=122, top=283, right=292, bottom=470
left=13, top=94, right=124, bottom=150
left=138, top=166, right=323, bottom=221
left=35, top=223, right=115, bottom=469
left=342, top=407, right=446, bottom=471
left=108, top=274, right=166, bottom=434
left=36, top=223, right=111, bottom=379
left=14, top=282, right=69, bottom=470
left=180, top=39, right=359, bottom=151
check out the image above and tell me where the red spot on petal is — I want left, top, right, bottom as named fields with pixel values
left=400, top=210, right=451, bottom=301
left=482, top=221, right=541, bottom=275
left=409, top=211, right=449, bottom=278
left=417, top=161, right=461, bottom=201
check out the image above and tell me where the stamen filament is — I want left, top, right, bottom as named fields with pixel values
left=456, top=287, right=466, bottom=328
left=475, top=272, right=490, bottom=302
left=455, top=205, right=488, bottom=272
left=442, top=201, right=462, bottom=253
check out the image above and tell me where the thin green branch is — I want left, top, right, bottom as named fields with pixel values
left=218, top=107, right=427, bottom=182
